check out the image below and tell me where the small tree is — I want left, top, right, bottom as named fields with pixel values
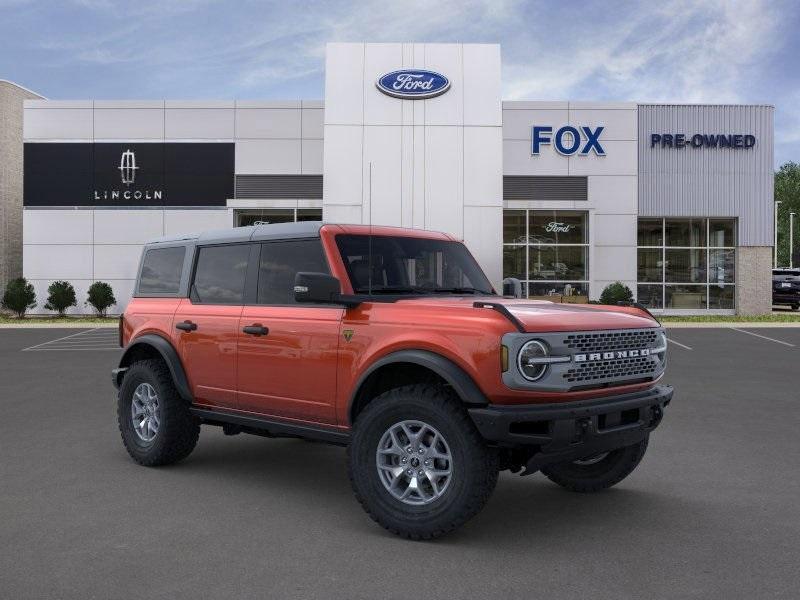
left=86, top=282, right=116, bottom=317
left=599, top=281, right=634, bottom=306
left=44, top=280, right=77, bottom=317
left=1, top=277, right=37, bottom=318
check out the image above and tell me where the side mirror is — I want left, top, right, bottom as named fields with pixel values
left=294, top=272, right=343, bottom=304
left=502, top=277, right=523, bottom=299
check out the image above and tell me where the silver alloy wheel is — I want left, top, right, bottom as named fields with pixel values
left=131, top=382, right=160, bottom=442
left=573, top=452, right=610, bottom=466
left=376, top=420, right=453, bottom=506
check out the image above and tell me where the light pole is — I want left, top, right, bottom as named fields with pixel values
left=791, top=213, right=796, bottom=269
left=774, top=200, right=782, bottom=267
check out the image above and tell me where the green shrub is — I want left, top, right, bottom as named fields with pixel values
left=1, top=277, right=37, bottom=318
left=86, top=282, right=116, bottom=317
left=44, top=280, right=77, bottom=316
left=599, top=281, right=634, bottom=306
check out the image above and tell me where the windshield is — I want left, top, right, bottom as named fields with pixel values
left=335, top=234, right=495, bottom=295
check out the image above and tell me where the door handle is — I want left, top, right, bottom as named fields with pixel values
left=175, top=320, right=198, bottom=332
left=242, top=324, right=269, bottom=336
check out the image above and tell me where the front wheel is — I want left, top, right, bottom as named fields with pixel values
left=348, top=384, right=498, bottom=540
left=540, top=436, right=649, bottom=493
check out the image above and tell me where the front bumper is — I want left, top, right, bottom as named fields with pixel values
left=773, top=292, right=800, bottom=305
left=468, top=384, right=672, bottom=474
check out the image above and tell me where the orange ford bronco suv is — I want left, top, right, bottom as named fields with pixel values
left=113, top=222, right=671, bottom=539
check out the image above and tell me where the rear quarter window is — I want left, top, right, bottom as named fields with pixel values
left=138, top=246, right=186, bottom=295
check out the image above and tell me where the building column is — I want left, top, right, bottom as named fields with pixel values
left=736, top=246, right=772, bottom=315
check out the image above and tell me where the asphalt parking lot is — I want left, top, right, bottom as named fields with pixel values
left=1, top=327, right=799, bottom=599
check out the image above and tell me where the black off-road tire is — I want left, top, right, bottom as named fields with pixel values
left=348, top=384, right=498, bottom=540
left=117, top=359, right=200, bottom=466
left=792, top=303, right=799, bottom=311
left=540, top=436, right=649, bottom=493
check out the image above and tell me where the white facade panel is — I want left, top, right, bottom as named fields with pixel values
left=24, top=108, right=93, bottom=140
left=464, top=206, right=502, bottom=288
left=363, top=126, right=402, bottom=225
left=164, top=209, right=230, bottom=235
left=363, top=43, right=404, bottom=125
left=504, top=139, right=568, bottom=175
left=568, top=141, right=637, bottom=176
left=593, top=214, right=637, bottom=246
left=323, top=204, right=362, bottom=224
left=23, top=210, right=92, bottom=244
left=502, top=108, right=569, bottom=140
left=93, top=108, right=164, bottom=140
left=422, top=44, right=463, bottom=126
left=301, top=108, right=324, bottom=139
left=235, top=108, right=302, bottom=139
left=301, top=139, right=324, bottom=174
left=24, top=245, right=93, bottom=280
left=463, top=44, right=502, bottom=126
left=93, top=244, right=143, bottom=280
left=235, top=139, right=302, bottom=174
left=464, top=127, right=503, bottom=207
left=164, top=108, right=235, bottom=139
left=568, top=108, right=637, bottom=141
left=424, top=126, right=464, bottom=238
left=321, top=126, right=362, bottom=206
left=324, top=43, right=364, bottom=125
left=587, top=176, right=638, bottom=215
left=93, top=210, right=163, bottom=245
left=591, top=245, right=637, bottom=283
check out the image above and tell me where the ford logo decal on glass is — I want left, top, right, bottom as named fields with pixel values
left=376, top=70, right=450, bottom=99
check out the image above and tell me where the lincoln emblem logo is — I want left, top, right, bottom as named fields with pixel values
left=118, top=149, right=138, bottom=186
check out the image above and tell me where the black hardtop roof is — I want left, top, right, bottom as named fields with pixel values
left=146, top=221, right=324, bottom=247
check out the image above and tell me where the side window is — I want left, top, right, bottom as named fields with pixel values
left=257, top=239, right=329, bottom=305
left=192, top=244, right=250, bottom=304
left=138, top=246, right=186, bottom=295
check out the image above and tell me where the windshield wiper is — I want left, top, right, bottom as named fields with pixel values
left=431, top=287, right=493, bottom=295
left=353, top=285, right=429, bottom=295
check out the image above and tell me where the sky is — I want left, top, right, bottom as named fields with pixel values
left=1, top=0, right=798, bottom=166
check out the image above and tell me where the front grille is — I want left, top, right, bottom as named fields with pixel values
left=564, top=356, right=656, bottom=384
left=563, top=330, right=659, bottom=354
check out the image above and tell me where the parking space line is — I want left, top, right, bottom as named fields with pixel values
left=21, top=328, right=120, bottom=352
left=667, top=338, right=693, bottom=350
left=21, top=328, right=101, bottom=351
left=729, top=327, right=796, bottom=347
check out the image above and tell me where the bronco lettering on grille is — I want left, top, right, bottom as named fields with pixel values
left=574, top=348, right=651, bottom=362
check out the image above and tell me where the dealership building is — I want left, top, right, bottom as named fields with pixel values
left=2, top=42, right=775, bottom=315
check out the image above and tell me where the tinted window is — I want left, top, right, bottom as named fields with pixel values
left=192, top=244, right=250, bottom=304
left=138, top=246, right=185, bottom=295
left=257, top=240, right=329, bottom=304
left=336, top=235, right=493, bottom=295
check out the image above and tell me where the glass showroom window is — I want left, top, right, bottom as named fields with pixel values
left=235, top=208, right=322, bottom=227
left=503, top=210, right=589, bottom=299
left=637, top=218, right=736, bottom=310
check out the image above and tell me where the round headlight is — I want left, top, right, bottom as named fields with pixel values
left=518, top=340, right=549, bottom=381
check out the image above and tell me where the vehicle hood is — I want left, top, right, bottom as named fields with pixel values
left=394, top=296, right=659, bottom=332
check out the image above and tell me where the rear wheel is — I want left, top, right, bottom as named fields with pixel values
left=792, top=303, right=799, bottom=311
left=117, top=359, right=200, bottom=466
left=540, top=436, right=649, bottom=493
left=348, top=384, right=498, bottom=540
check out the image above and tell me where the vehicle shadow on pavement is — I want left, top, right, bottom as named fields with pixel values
left=148, top=431, right=686, bottom=544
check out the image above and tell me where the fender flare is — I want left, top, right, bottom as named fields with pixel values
left=116, top=334, right=193, bottom=403
left=349, top=349, right=489, bottom=423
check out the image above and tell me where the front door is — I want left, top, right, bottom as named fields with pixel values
left=173, top=243, right=253, bottom=410
left=236, top=239, right=343, bottom=425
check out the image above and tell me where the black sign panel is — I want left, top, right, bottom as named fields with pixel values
left=24, top=143, right=234, bottom=207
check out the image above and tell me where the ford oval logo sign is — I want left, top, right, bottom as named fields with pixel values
left=376, top=70, right=450, bottom=99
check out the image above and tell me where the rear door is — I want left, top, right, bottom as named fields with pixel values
left=237, top=238, right=343, bottom=424
left=173, top=243, right=255, bottom=410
